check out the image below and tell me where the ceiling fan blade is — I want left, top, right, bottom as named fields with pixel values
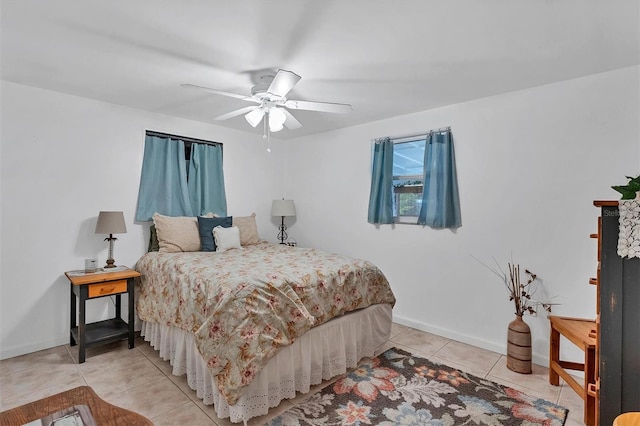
left=267, top=69, right=301, bottom=97
left=181, top=83, right=257, bottom=102
left=284, top=99, right=352, bottom=114
left=281, top=108, right=302, bottom=129
left=214, top=106, right=258, bottom=121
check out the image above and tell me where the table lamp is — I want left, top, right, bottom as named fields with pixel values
left=271, top=199, right=296, bottom=244
left=95, top=211, right=127, bottom=268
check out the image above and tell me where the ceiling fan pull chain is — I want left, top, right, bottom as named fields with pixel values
left=263, top=114, right=267, bottom=140
left=263, top=116, right=271, bottom=152
left=267, top=126, right=272, bottom=153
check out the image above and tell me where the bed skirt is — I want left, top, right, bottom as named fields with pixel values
left=140, top=303, right=393, bottom=423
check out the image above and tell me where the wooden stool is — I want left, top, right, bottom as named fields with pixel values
left=549, top=316, right=597, bottom=426
left=614, top=413, right=640, bottom=426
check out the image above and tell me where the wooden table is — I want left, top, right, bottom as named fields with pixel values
left=65, top=268, right=140, bottom=363
left=0, top=386, right=152, bottom=425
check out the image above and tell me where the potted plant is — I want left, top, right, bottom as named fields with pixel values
left=475, top=257, right=554, bottom=374
left=613, top=174, right=640, bottom=259
left=612, top=175, right=640, bottom=200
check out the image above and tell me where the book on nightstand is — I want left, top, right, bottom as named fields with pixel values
left=65, top=265, right=130, bottom=276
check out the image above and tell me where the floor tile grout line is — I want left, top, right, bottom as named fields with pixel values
left=148, top=349, right=222, bottom=422
left=149, top=398, right=197, bottom=424
left=430, top=340, right=451, bottom=357
left=148, top=378, right=192, bottom=421
left=389, top=335, right=452, bottom=360
left=191, top=397, right=219, bottom=425
left=134, top=340, right=218, bottom=417
left=388, top=329, right=408, bottom=341
left=556, top=381, right=576, bottom=406
left=63, top=344, right=90, bottom=387
left=484, top=354, right=504, bottom=379
left=104, top=374, right=187, bottom=420
left=0, top=346, right=77, bottom=378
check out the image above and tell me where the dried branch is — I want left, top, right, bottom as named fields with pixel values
left=472, top=255, right=557, bottom=317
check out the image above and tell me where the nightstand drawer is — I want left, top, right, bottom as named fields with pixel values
left=88, top=280, right=127, bottom=298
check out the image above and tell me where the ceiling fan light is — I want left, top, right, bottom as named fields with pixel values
left=269, top=108, right=286, bottom=132
left=245, top=108, right=265, bottom=127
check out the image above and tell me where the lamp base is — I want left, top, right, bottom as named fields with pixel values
left=277, top=216, right=288, bottom=244
left=104, top=235, right=117, bottom=268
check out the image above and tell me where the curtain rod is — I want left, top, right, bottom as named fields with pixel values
left=383, top=126, right=451, bottom=141
left=145, top=130, right=222, bottom=147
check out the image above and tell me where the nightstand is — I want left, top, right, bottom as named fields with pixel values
left=65, top=267, right=140, bottom=363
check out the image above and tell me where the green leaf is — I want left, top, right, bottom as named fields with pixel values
left=612, top=175, right=640, bottom=199
left=612, top=185, right=628, bottom=195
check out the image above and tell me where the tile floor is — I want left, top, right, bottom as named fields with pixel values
left=0, top=323, right=585, bottom=425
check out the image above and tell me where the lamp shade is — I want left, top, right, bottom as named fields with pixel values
left=95, top=211, right=127, bottom=234
left=268, top=108, right=286, bottom=132
left=245, top=108, right=265, bottom=127
left=271, top=199, right=296, bottom=217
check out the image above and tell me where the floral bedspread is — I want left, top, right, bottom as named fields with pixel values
left=135, top=242, right=396, bottom=406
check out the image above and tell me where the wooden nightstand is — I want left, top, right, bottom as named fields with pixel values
left=65, top=267, right=140, bottom=363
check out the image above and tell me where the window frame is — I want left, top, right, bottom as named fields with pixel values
left=145, top=130, right=222, bottom=160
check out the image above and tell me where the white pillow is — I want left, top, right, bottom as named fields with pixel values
left=213, top=225, right=242, bottom=252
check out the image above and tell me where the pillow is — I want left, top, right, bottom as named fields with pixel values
left=233, top=213, right=260, bottom=246
left=197, top=216, right=233, bottom=252
left=153, top=213, right=201, bottom=252
left=148, top=224, right=160, bottom=252
left=213, top=225, right=242, bottom=252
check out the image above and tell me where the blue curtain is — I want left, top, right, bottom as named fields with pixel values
left=367, top=137, right=394, bottom=224
left=418, top=131, right=462, bottom=228
left=188, top=143, right=227, bottom=217
left=135, top=135, right=193, bottom=221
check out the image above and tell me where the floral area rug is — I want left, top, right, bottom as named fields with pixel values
left=266, top=347, right=568, bottom=426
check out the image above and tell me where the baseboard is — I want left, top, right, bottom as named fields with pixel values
left=391, top=314, right=551, bottom=368
left=0, top=337, right=69, bottom=361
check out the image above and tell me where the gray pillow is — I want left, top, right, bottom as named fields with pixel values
left=197, top=216, right=233, bottom=251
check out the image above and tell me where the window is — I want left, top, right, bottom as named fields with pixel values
left=392, top=138, right=426, bottom=224
left=135, top=131, right=227, bottom=221
left=368, top=128, right=460, bottom=228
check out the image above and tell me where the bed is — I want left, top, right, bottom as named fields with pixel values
left=135, top=239, right=395, bottom=423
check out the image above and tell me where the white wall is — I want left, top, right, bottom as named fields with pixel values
left=2, top=67, right=638, bottom=364
left=0, top=82, right=286, bottom=359
left=282, top=66, right=640, bottom=365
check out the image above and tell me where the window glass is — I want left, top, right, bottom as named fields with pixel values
left=392, top=139, right=425, bottom=223
left=393, top=140, right=425, bottom=176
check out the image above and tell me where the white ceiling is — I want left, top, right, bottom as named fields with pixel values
left=2, top=1, right=638, bottom=139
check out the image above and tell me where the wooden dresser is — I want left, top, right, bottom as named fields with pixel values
left=593, top=200, right=640, bottom=426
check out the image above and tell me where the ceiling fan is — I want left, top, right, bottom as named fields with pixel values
left=181, top=69, right=352, bottom=132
